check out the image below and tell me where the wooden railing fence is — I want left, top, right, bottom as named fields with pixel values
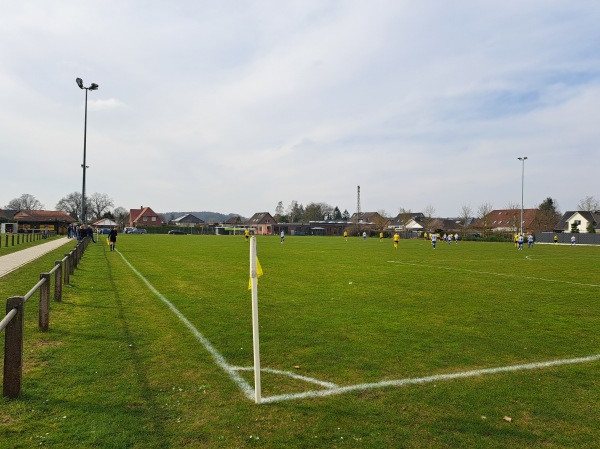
left=1, top=237, right=89, bottom=398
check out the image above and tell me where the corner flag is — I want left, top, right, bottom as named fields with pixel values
left=248, top=257, right=263, bottom=290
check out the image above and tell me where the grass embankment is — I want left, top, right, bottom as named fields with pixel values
left=1, top=235, right=599, bottom=448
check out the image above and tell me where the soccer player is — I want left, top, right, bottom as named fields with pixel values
left=393, top=232, right=399, bottom=249
left=518, top=234, right=524, bottom=250
left=108, top=227, right=118, bottom=252
left=454, top=233, right=459, bottom=243
left=571, top=235, right=576, bottom=246
left=431, top=232, right=437, bottom=249
left=244, top=229, right=249, bottom=241
left=362, top=231, right=367, bottom=240
left=527, top=234, right=534, bottom=248
left=379, top=232, right=384, bottom=242
left=280, top=230, right=285, bottom=244
left=344, top=231, right=348, bottom=241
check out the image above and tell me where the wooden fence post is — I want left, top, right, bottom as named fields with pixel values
left=71, top=249, right=77, bottom=271
left=39, top=273, right=51, bottom=332
left=3, top=296, right=24, bottom=398
left=54, top=261, right=63, bottom=301
left=63, top=254, right=71, bottom=285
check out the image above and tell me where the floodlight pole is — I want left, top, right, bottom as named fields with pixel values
left=518, top=157, right=528, bottom=235
left=76, top=78, right=98, bottom=225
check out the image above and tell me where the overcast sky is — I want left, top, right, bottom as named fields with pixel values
left=1, top=1, right=599, bottom=218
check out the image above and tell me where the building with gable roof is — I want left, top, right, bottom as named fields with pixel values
left=11, top=210, right=76, bottom=234
left=171, top=213, right=205, bottom=227
left=245, top=212, right=276, bottom=235
left=555, top=211, right=600, bottom=233
left=128, top=206, right=163, bottom=227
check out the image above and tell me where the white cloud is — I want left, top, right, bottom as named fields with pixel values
left=1, top=1, right=599, bottom=217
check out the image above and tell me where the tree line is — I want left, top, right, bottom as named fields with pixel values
left=3, top=192, right=129, bottom=227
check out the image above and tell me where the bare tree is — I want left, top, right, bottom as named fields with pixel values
left=505, top=201, right=520, bottom=233
left=56, top=192, right=86, bottom=219
left=5, top=193, right=44, bottom=210
left=320, top=203, right=334, bottom=220
left=423, top=204, right=436, bottom=233
left=274, top=201, right=284, bottom=220
left=374, top=209, right=390, bottom=230
left=397, top=208, right=413, bottom=232
left=286, top=200, right=301, bottom=222
left=459, top=205, right=472, bottom=230
left=577, top=195, right=600, bottom=211
left=477, top=202, right=494, bottom=236
left=89, top=193, right=114, bottom=220
left=113, top=207, right=129, bottom=228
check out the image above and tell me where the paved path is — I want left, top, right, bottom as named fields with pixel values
left=0, top=237, right=74, bottom=278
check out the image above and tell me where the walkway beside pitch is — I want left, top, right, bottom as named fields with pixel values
left=0, top=237, right=73, bottom=278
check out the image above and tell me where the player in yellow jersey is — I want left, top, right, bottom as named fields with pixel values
left=393, top=232, right=399, bottom=249
left=344, top=231, right=348, bottom=241
left=244, top=229, right=250, bottom=241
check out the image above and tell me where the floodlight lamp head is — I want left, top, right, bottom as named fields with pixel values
left=76, top=78, right=84, bottom=89
left=89, top=83, right=99, bottom=90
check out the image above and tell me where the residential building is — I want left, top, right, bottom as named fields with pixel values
left=171, top=213, right=205, bottom=227
left=245, top=212, right=276, bottom=235
left=555, top=211, right=600, bottom=233
left=128, top=206, right=163, bottom=228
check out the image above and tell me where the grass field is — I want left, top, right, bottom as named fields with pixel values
left=1, top=234, right=600, bottom=448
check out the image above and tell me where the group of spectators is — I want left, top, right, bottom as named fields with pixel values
left=67, top=223, right=96, bottom=243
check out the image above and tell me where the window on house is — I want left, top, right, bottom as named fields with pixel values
left=143, top=217, right=148, bottom=222
left=152, top=217, right=157, bottom=222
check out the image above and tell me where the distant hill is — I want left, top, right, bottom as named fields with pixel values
left=161, top=211, right=247, bottom=224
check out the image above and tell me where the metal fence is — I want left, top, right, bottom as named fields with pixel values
left=534, top=232, right=600, bottom=245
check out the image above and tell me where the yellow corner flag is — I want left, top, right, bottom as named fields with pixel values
left=248, top=257, right=264, bottom=290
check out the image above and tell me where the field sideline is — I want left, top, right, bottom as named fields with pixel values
left=2, top=234, right=600, bottom=448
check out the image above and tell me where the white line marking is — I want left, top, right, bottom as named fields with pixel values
left=117, top=251, right=255, bottom=400
left=259, top=354, right=600, bottom=403
left=233, top=366, right=339, bottom=389
left=387, top=260, right=600, bottom=288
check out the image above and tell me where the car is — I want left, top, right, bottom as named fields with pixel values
left=98, top=228, right=112, bottom=234
left=130, top=228, right=147, bottom=234
left=124, top=227, right=135, bottom=234
left=168, top=230, right=186, bottom=235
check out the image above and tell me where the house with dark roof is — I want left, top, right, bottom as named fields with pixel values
left=555, top=211, right=600, bottom=233
left=245, top=212, right=276, bottom=235
left=171, top=213, right=205, bottom=227
left=349, top=212, right=388, bottom=225
left=224, top=216, right=243, bottom=225
left=128, top=206, right=163, bottom=227
left=0, top=209, right=18, bottom=220
left=11, top=210, right=76, bottom=234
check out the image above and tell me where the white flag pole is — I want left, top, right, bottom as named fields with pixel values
left=249, top=236, right=262, bottom=404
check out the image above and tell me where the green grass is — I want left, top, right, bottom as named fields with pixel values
left=0, top=234, right=63, bottom=257
left=1, top=235, right=600, bottom=448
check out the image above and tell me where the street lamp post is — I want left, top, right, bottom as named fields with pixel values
left=76, top=78, right=99, bottom=225
left=518, top=156, right=528, bottom=236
